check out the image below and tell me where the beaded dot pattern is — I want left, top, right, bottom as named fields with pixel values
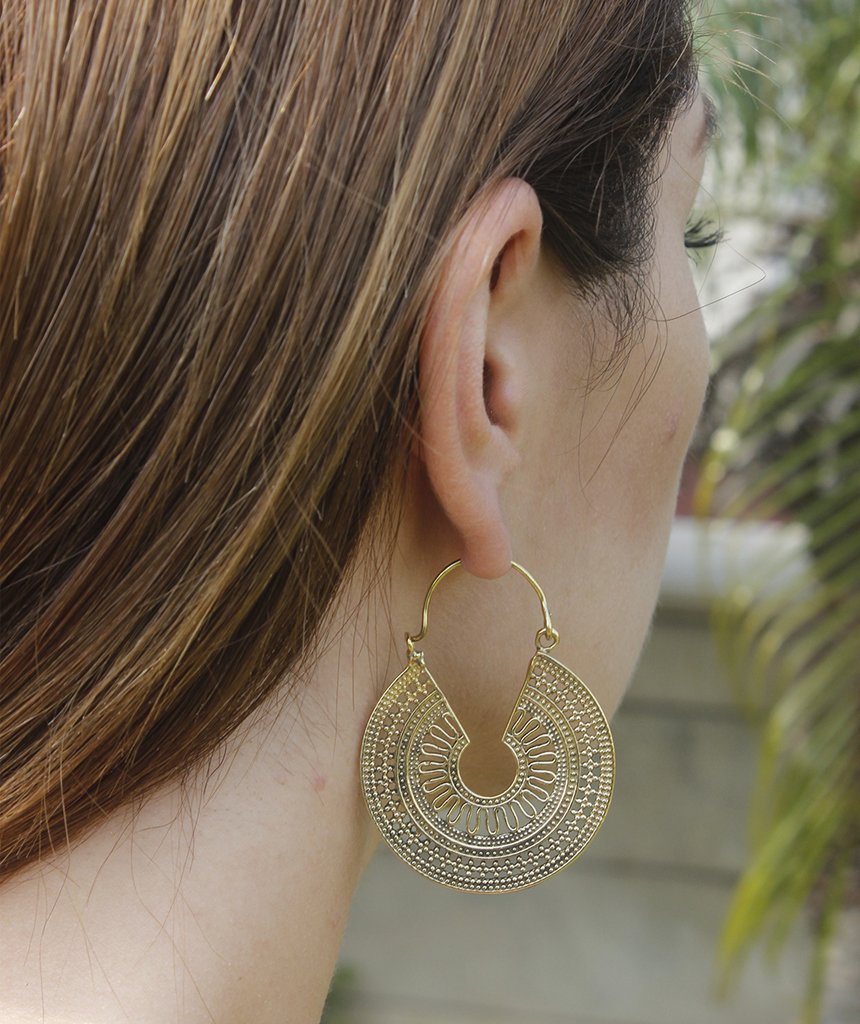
left=360, top=650, right=615, bottom=893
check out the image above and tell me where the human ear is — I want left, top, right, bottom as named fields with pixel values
left=418, top=177, right=543, bottom=579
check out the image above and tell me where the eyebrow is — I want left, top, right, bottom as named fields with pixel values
left=695, top=90, right=720, bottom=155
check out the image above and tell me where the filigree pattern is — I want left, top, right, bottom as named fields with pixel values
left=360, top=650, right=615, bottom=893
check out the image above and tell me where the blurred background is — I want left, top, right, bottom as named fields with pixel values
left=324, top=2, right=859, bottom=1021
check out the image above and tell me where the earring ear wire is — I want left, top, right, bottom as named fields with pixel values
left=404, top=561, right=560, bottom=661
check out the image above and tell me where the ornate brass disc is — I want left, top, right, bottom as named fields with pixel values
left=360, top=649, right=615, bottom=893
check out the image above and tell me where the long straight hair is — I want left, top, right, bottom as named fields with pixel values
left=0, top=0, right=697, bottom=880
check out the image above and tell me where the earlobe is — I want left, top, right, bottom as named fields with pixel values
left=417, top=178, right=542, bottom=579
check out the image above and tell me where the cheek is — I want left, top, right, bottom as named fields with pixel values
left=636, top=223, right=711, bottom=467
left=659, top=323, right=709, bottom=456
left=663, top=294, right=711, bottom=456
left=551, top=313, right=709, bottom=564
left=599, top=319, right=707, bottom=480
left=655, top=218, right=712, bottom=432
left=645, top=320, right=709, bottom=497
left=662, top=406, right=682, bottom=444
left=512, top=286, right=710, bottom=716
left=532, top=285, right=708, bottom=515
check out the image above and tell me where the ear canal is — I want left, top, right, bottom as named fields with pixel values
left=489, top=249, right=503, bottom=290
left=482, top=361, right=498, bottom=426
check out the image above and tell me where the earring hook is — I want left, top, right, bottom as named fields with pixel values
left=405, top=560, right=560, bottom=660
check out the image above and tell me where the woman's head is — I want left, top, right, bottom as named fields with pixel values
left=0, top=0, right=704, bottom=879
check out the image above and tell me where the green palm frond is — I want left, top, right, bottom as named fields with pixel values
left=693, top=2, right=860, bottom=1021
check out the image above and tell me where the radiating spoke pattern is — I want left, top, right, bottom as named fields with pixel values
left=360, top=651, right=615, bottom=893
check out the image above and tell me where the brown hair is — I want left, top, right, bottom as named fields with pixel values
left=0, top=0, right=697, bottom=880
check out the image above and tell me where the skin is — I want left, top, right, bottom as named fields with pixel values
left=0, top=87, right=713, bottom=1023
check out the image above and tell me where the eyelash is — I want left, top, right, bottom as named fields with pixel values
left=684, top=214, right=725, bottom=261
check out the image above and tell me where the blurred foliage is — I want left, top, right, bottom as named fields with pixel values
left=692, top=1, right=860, bottom=1021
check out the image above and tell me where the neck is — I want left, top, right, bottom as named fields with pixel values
left=0, top=637, right=384, bottom=1024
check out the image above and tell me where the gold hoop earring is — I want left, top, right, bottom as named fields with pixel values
left=359, top=560, right=615, bottom=893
